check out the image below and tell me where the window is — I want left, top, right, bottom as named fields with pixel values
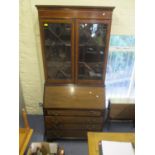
left=105, top=35, right=135, bottom=100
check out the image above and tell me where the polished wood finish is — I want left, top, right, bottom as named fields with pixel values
left=39, top=19, right=75, bottom=84
left=45, top=122, right=102, bottom=130
left=46, top=130, right=88, bottom=139
left=45, top=116, right=103, bottom=124
left=36, top=5, right=115, bottom=10
left=45, top=109, right=102, bottom=116
left=22, top=109, right=29, bottom=128
left=36, top=6, right=114, bottom=139
left=38, top=9, right=112, bottom=20
left=110, top=104, right=135, bottom=120
left=19, top=109, right=33, bottom=155
left=44, top=85, right=105, bottom=109
left=37, top=5, right=114, bottom=84
left=36, top=5, right=115, bottom=20
left=75, top=19, right=112, bottom=85
left=19, top=128, right=33, bottom=155
left=88, top=132, right=135, bottom=155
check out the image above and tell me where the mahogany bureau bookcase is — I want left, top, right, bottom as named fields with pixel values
left=36, top=5, right=115, bottom=139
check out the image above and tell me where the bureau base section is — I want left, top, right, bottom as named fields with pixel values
left=44, top=115, right=104, bottom=139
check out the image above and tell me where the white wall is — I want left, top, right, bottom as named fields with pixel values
left=19, top=0, right=135, bottom=114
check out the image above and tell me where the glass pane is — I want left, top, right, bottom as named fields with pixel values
left=43, top=23, right=72, bottom=80
left=78, top=23, right=107, bottom=80
left=105, top=35, right=135, bottom=99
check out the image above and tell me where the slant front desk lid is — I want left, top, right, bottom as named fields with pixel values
left=44, top=85, right=105, bottom=110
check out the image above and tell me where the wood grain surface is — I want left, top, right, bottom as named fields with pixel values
left=44, top=85, right=105, bottom=109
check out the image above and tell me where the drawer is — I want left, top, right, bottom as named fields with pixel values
left=46, top=130, right=88, bottom=139
left=45, top=109, right=103, bottom=116
left=45, top=116, right=103, bottom=124
left=46, top=122, right=103, bottom=130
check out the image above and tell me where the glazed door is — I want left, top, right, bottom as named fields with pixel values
left=40, top=19, right=75, bottom=84
left=75, top=20, right=111, bottom=85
